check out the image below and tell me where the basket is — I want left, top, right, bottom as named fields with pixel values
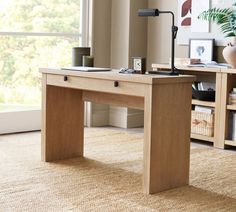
left=192, top=90, right=215, bottom=101
left=191, top=111, right=214, bottom=137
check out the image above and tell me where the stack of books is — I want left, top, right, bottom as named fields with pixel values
left=229, top=88, right=236, bottom=105
left=227, top=89, right=236, bottom=140
left=194, top=82, right=215, bottom=91
left=169, top=58, right=200, bottom=66
left=169, top=58, right=231, bottom=68
left=187, top=61, right=231, bottom=68
left=228, top=112, right=236, bottom=141
left=194, top=106, right=214, bottom=114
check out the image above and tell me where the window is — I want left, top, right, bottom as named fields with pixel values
left=0, top=0, right=87, bottom=111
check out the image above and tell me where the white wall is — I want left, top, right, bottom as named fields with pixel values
left=91, top=0, right=147, bottom=128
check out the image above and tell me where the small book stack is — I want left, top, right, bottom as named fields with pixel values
left=169, top=58, right=200, bottom=66
left=195, top=82, right=216, bottom=91
left=229, top=88, right=236, bottom=105
left=194, top=106, right=214, bottom=114
left=187, top=61, right=231, bottom=68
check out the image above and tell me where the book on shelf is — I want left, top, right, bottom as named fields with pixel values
left=228, top=112, right=236, bottom=141
left=228, top=89, right=236, bottom=105
left=169, top=58, right=200, bottom=66
left=197, top=82, right=215, bottom=91
left=194, top=106, right=214, bottom=114
left=187, top=61, right=231, bottom=69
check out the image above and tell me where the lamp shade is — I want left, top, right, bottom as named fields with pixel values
left=138, top=9, right=159, bottom=17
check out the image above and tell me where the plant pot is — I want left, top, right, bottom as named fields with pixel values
left=223, top=37, right=236, bottom=68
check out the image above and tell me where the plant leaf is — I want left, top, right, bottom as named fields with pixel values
left=224, top=32, right=236, bottom=37
left=198, top=5, right=236, bottom=37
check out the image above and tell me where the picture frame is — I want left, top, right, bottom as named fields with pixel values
left=189, top=39, right=214, bottom=62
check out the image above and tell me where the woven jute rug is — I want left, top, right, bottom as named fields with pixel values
left=0, top=127, right=236, bottom=211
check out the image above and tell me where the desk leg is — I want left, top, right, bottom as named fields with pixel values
left=143, top=83, right=192, bottom=194
left=42, top=79, right=84, bottom=161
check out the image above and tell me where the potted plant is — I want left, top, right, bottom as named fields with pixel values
left=198, top=3, right=236, bottom=68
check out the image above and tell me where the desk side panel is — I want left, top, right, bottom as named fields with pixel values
left=143, top=82, right=192, bottom=194
left=41, top=83, right=84, bottom=161
left=41, top=74, right=47, bottom=161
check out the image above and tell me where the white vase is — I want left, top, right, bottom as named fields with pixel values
left=223, top=37, right=236, bottom=69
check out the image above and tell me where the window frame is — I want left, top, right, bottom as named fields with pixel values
left=0, top=0, right=90, bottom=134
left=0, top=0, right=89, bottom=44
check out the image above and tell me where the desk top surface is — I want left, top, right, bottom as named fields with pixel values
left=40, top=68, right=195, bottom=85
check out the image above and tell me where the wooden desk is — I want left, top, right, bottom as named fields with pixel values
left=40, top=68, right=195, bottom=194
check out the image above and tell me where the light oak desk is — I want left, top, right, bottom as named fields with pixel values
left=40, top=68, right=195, bottom=194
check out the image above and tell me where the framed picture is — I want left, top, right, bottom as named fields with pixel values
left=189, top=39, right=214, bottom=62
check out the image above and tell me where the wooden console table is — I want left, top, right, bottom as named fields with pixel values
left=40, top=68, right=195, bottom=194
left=152, top=64, right=236, bottom=149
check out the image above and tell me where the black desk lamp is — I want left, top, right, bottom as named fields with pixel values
left=138, top=9, right=179, bottom=75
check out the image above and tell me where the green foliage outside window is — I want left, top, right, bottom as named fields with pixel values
left=0, top=0, right=81, bottom=108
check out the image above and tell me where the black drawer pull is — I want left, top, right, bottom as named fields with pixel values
left=114, top=81, right=119, bottom=87
left=64, top=76, right=68, bottom=81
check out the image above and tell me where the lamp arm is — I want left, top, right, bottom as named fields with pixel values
left=158, top=11, right=174, bottom=21
left=138, top=9, right=179, bottom=75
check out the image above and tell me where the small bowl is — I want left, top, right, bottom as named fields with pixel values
left=192, top=90, right=215, bottom=101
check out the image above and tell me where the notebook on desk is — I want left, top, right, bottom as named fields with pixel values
left=61, top=66, right=111, bottom=72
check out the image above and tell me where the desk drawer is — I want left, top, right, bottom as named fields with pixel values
left=46, top=74, right=146, bottom=97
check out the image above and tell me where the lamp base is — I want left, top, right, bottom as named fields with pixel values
left=148, top=67, right=179, bottom=75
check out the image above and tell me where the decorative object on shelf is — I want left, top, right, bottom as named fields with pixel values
left=138, top=8, right=179, bottom=75
left=131, top=57, right=146, bottom=74
left=192, top=81, right=215, bottom=101
left=192, top=90, right=215, bottom=102
left=198, top=3, right=236, bottom=68
left=223, top=37, right=236, bottom=68
left=72, top=47, right=90, bottom=66
left=189, top=39, right=214, bottom=62
left=82, top=56, right=94, bottom=67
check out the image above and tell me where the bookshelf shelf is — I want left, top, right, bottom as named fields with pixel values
left=226, top=105, right=236, bottom=111
left=192, top=99, right=215, bottom=107
left=225, top=140, right=236, bottom=147
left=191, top=133, right=214, bottom=142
